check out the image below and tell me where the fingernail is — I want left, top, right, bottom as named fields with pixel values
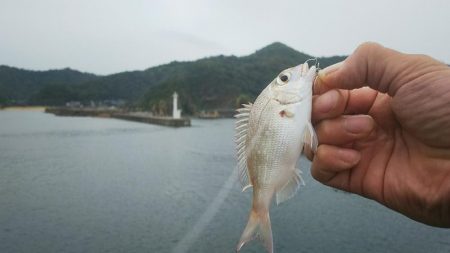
left=318, top=61, right=343, bottom=79
left=316, top=89, right=339, bottom=113
left=344, top=115, right=373, bottom=134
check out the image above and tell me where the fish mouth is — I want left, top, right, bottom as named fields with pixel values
left=301, top=58, right=319, bottom=76
left=301, top=63, right=309, bottom=77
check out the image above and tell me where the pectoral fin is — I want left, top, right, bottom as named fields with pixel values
left=303, top=122, right=318, bottom=154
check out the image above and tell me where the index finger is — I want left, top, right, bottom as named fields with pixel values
left=314, top=42, right=439, bottom=96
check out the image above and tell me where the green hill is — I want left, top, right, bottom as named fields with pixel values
left=139, top=42, right=345, bottom=114
left=0, top=66, right=99, bottom=104
left=0, top=42, right=346, bottom=111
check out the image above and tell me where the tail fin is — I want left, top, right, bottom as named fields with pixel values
left=236, top=210, right=273, bottom=253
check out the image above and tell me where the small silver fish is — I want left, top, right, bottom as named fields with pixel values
left=235, top=61, right=318, bottom=253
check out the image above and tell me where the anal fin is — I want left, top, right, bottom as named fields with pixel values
left=276, top=169, right=304, bottom=205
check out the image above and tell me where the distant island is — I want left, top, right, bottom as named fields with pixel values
left=0, top=42, right=345, bottom=115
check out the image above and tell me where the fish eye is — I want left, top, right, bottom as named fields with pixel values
left=277, top=72, right=290, bottom=85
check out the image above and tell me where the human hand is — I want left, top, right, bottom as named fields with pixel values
left=310, top=42, right=450, bottom=227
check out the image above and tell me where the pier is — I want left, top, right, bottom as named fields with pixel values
left=45, top=107, right=191, bottom=127
left=113, top=112, right=190, bottom=127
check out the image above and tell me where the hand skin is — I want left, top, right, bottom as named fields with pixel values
left=309, top=42, right=450, bottom=227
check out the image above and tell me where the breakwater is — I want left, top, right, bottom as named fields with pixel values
left=45, top=107, right=191, bottom=127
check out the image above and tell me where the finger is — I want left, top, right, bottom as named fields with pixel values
left=313, top=62, right=343, bottom=95
left=312, top=87, right=378, bottom=124
left=311, top=145, right=360, bottom=185
left=315, top=42, right=441, bottom=95
left=312, top=89, right=347, bottom=124
left=315, top=115, right=375, bottom=145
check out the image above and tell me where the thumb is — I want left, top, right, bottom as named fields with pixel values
left=315, top=42, right=439, bottom=95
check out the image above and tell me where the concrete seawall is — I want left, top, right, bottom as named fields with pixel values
left=45, top=107, right=116, bottom=117
left=113, top=113, right=190, bottom=127
left=45, top=107, right=191, bottom=127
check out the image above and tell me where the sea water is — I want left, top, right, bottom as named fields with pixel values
left=0, top=110, right=448, bottom=253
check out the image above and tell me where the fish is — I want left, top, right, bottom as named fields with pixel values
left=235, top=60, right=318, bottom=253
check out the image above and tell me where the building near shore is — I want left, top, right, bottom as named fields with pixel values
left=172, top=92, right=181, bottom=119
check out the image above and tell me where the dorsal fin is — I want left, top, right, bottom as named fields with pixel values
left=235, top=103, right=253, bottom=191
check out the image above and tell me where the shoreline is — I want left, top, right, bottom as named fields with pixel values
left=0, top=106, right=47, bottom=111
left=45, top=107, right=191, bottom=127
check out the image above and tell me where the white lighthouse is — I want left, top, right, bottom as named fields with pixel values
left=172, top=92, right=181, bottom=119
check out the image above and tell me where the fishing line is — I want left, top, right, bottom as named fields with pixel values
left=171, top=166, right=238, bottom=253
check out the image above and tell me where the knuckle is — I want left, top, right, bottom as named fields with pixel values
left=316, top=117, right=347, bottom=143
left=355, top=41, right=384, bottom=56
left=315, top=121, right=333, bottom=141
left=315, top=145, right=329, bottom=160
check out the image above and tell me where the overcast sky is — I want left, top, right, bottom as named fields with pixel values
left=1, top=0, right=449, bottom=75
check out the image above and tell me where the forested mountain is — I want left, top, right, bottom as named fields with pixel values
left=0, top=66, right=99, bottom=104
left=0, top=42, right=346, bottom=112
left=139, top=42, right=345, bottom=114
